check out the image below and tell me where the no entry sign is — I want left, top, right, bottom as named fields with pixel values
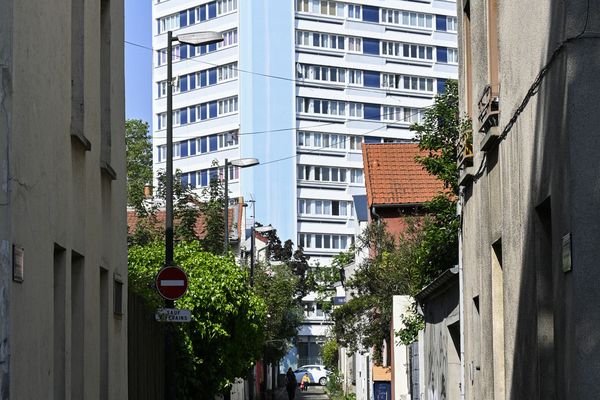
left=156, top=266, right=188, bottom=301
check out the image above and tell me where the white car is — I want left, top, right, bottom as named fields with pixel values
left=295, top=364, right=331, bottom=386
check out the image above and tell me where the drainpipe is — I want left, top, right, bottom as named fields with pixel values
left=371, top=206, right=382, bottom=222
left=458, top=189, right=466, bottom=400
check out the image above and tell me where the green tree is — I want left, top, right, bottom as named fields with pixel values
left=320, top=338, right=339, bottom=371
left=253, top=261, right=304, bottom=364
left=198, top=161, right=226, bottom=254
left=125, top=119, right=152, bottom=213
left=412, top=79, right=460, bottom=195
left=156, top=169, right=201, bottom=242
left=128, top=241, right=266, bottom=398
left=331, top=80, right=462, bottom=358
left=263, top=229, right=311, bottom=300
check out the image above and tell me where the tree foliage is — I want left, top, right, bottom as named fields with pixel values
left=128, top=241, right=266, bottom=398
left=263, top=229, right=311, bottom=300
left=321, top=338, right=339, bottom=371
left=331, top=80, right=461, bottom=359
left=412, top=79, right=460, bottom=195
left=125, top=119, right=153, bottom=213
left=253, top=261, right=304, bottom=364
left=197, top=161, right=227, bottom=254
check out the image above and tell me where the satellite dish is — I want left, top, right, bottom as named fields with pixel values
left=172, top=76, right=179, bottom=89
left=296, top=63, right=303, bottom=78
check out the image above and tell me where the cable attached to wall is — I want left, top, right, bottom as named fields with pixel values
left=470, top=1, right=598, bottom=183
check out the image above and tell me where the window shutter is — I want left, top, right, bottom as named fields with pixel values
left=436, top=15, right=447, bottom=31
left=363, top=6, right=379, bottom=22
left=364, top=71, right=380, bottom=88
left=437, top=47, right=448, bottom=63
left=363, top=38, right=380, bottom=55
left=437, top=78, right=447, bottom=94
left=364, top=104, right=380, bottom=121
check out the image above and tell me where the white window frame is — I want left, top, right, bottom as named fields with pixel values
left=216, top=0, right=237, bottom=16
left=218, top=29, right=238, bottom=49
left=446, top=16, right=457, bottom=32
left=348, top=69, right=362, bottom=85
left=159, top=13, right=180, bottom=34
left=157, top=113, right=166, bottom=130
left=297, top=0, right=310, bottom=12
left=347, top=4, right=361, bottom=19
left=218, top=97, right=238, bottom=116
left=448, top=48, right=459, bottom=64
left=348, top=37, right=362, bottom=53
left=217, top=62, right=238, bottom=82
left=382, top=41, right=434, bottom=61
left=348, top=102, right=363, bottom=118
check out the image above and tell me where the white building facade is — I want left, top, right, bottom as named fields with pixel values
left=152, top=0, right=456, bottom=370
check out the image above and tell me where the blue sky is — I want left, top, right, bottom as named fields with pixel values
left=125, top=0, right=152, bottom=129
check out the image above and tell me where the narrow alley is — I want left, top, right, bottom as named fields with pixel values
left=275, top=385, right=330, bottom=400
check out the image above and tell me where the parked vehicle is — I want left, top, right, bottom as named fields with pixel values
left=293, top=365, right=331, bottom=386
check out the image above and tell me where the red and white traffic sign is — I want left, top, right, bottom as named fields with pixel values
left=156, top=266, right=188, bottom=301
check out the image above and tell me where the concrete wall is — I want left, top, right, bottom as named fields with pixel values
left=458, top=0, right=600, bottom=398
left=391, top=295, right=412, bottom=400
left=420, top=280, right=460, bottom=400
left=0, top=0, right=127, bottom=398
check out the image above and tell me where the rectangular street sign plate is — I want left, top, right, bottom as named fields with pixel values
left=155, top=308, right=192, bottom=323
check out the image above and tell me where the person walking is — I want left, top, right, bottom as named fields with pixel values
left=285, top=367, right=297, bottom=400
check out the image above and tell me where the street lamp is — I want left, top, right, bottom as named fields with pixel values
left=164, top=30, right=223, bottom=400
left=223, top=158, right=260, bottom=254
left=165, top=30, right=223, bottom=269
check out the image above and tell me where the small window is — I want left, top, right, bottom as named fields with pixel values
left=113, top=275, right=123, bottom=317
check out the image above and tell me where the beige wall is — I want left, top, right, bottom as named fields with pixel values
left=0, top=0, right=127, bottom=398
left=459, top=0, right=600, bottom=398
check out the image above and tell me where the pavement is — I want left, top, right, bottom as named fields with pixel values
left=274, top=385, right=330, bottom=400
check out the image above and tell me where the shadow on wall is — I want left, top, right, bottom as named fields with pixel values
left=509, top=1, right=600, bottom=398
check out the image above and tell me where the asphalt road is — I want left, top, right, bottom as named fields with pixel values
left=275, top=385, right=330, bottom=400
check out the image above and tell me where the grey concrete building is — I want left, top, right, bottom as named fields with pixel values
left=0, top=0, right=127, bottom=398
left=457, top=0, right=600, bottom=398
left=415, top=268, right=460, bottom=400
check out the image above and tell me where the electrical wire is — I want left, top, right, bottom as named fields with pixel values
left=470, top=4, right=596, bottom=183
left=125, top=40, right=445, bottom=104
left=151, top=105, right=433, bottom=140
left=257, top=125, right=391, bottom=167
left=125, top=40, right=441, bottom=166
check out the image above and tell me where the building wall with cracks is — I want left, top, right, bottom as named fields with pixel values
left=458, top=0, right=600, bottom=398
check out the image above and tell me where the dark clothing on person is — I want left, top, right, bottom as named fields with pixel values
left=285, top=369, right=297, bottom=400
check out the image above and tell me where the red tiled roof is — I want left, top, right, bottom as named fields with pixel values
left=127, top=206, right=239, bottom=240
left=362, top=143, right=444, bottom=207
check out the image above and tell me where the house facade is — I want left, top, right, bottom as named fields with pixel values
left=458, top=0, right=600, bottom=398
left=0, top=0, right=127, bottom=398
